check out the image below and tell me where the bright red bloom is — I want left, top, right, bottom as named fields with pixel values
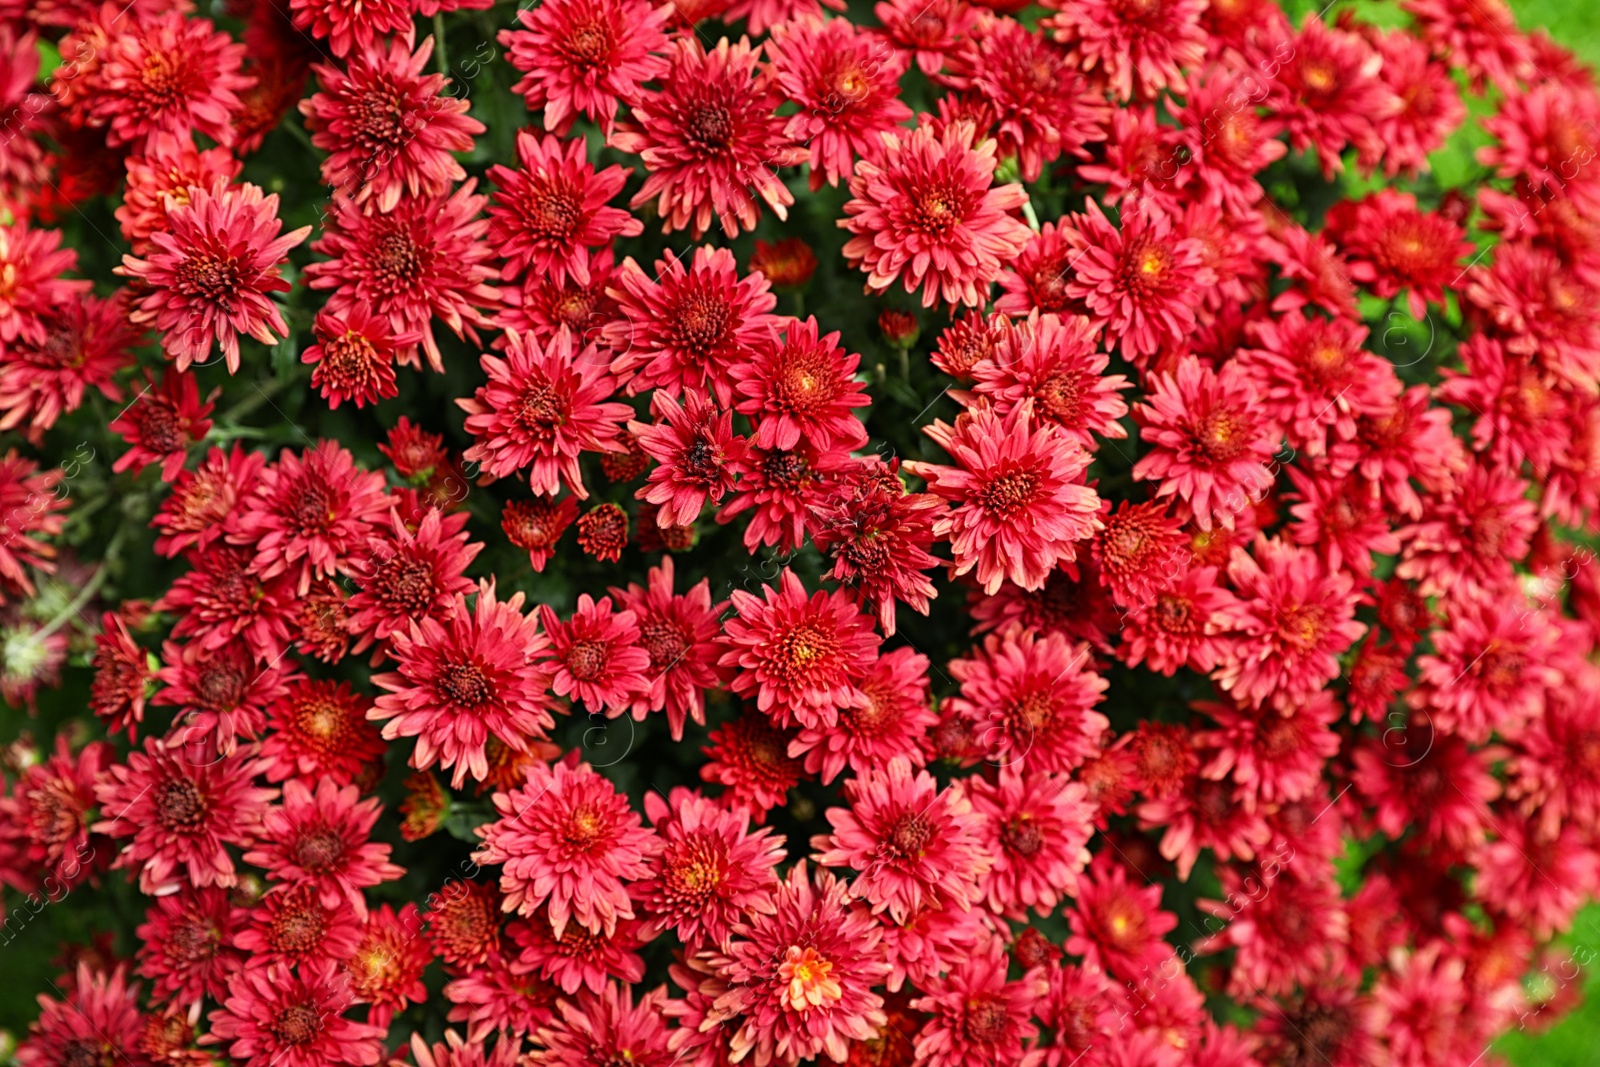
left=701, top=862, right=889, bottom=1065
left=790, top=646, right=934, bottom=784
left=719, top=568, right=882, bottom=730
left=528, top=983, right=671, bottom=1067
left=500, top=0, right=668, bottom=138
left=91, top=12, right=252, bottom=148
left=372, top=580, right=556, bottom=788
left=610, top=556, right=726, bottom=739
left=1047, top=0, right=1206, bottom=101
left=235, top=882, right=363, bottom=969
left=841, top=120, right=1032, bottom=308
left=152, top=445, right=265, bottom=558
left=158, top=546, right=294, bottom=661
left=259, top=679, right=386, bottom=786
left=460, top=327, right=631, bottom=495
left=1065, top=856, right=1179, bottom=980
left=953, top=18, right=1107, bottom=182
left=135, top=886, right=247, bottom=1005
left=1092, top=499, right=1187, bottom=608
left=2, top=735, right=109, bottom=888
left=909, top=929, right=1045, bottom=1067
left=442, top=952, right=561, bottom=1041
left=911, top=398, right=1102, bottom=594
left=1396, top=460, right=1538, bottom=605
left=346, top=506, right=481, bottom=650
left=1361, top=27, right=1466, bottom=179
left=475, top=758, right=660, bottom=937
left=969, top=311, right=1130, bottom=449
left=767, top=16, right=913, bottom=190
left=0, top=296, right=135, bottom=436
left=117, top=135, right=242, bottom=251
left=505, top=496, right=580, bottom=572
left=229, top=441, right=390, bottom=595
left=873, top=0, right=977, bottom=76
left=0, top=451, right=67, bottom=603
left=1326, top=191, right=1473, bottom=318
left=538, top=594, right=651, bottom=715
left=815, top=757, right=990, bottom=922
left=969, top=765, right=1093, bottom=919
left=1133, top=355, right=1279, bottom=530
left=605, top=245, right=779, bottom=405
left=1201, top=864, right=1348, bottom=998
left=1217, top=536, right=1366, bottom=711
left=718, top=439, right=843, bottom=554
left=613, top=37, right=805, bottom=238
left=1256, top=14, right=1398, bottom=177
left=730, top=316, right=870, bottom=452
left=944, top=624, right=1109, bottom=772
left=632, top=390, right=747, bottom=528
left=301, top=302, right=411, bottom=410
left=488, top=130, right=641, bottom=285
left=291, top=0, right=409, bottom=58
left=1410, top=596, right=1563, bottom=744
left=117, top=179, right=309, bottom=375
left=89, top=611, right=155, bottom=739
left=1117, top=564, right=1236, bottom=676
left=933, top=308, right=1008, bottom=378
left=154, top=636, right=298, bottom=754
left=305, top=183, right=500, bottom=373
left=16, top=964, right=145, bottom=1067
left=701, top=708, right=805, bottom=824
left=93, top=739, right=275, bottom=894
left=244, top=778, right=403, bottom=916
left=207, top=960, right=384, bottom=1067
left=109, top=370, right=215, bottom=482
left=346, top=903, right=432, bottom=1027
left=577, top=502, right=629, bottom=561
left=1465, top=241, right=1600, bottom=391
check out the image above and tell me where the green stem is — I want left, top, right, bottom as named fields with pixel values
left=284, top=118, right=316, bottom=154
left=215, top=376, right=287, bottom=425
left=793, top=290, right=805, bottom=319
left=434, top=14, right=449, bottom=75
left=36, top=532, right=122, bottom=639
left=1022, top=197, right=1041, bottom=233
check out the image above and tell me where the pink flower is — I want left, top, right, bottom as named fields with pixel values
left=371, top=579, right=557, bottom=788
left=474, top=758, right=660, bottom=937
left=487, top=130, right=641, bottom=285
left=789, top=646, right=935, bottom=784
left=631, top=390, right=748, bottom=528
left=610, top=556, right=728, bottom=740
left=93, top=738, right=275, bottom=894
left=116, top=179, right=310, bottom=374
left=459, top=327, right=633, bottom=495
left=207, top=961, right=384, bottom=1067
left=730, top=316, right=870, bottom=451
left=500, top=0, right=668, bottom=138
left=528, top=983, right=673, bottom=1067
left=244, top=778, right=404, bottom=917
left=701, top=862, right=889, bottom=1065
left=1065, top=856, right=1179, bottom=980
left=719, top=568, right=882, bottom=730
left=910, top=398, right=1102, bottom=594
left=968, top=765, right=1094, bottom=918
left=909, top=929, right=1046, bottom=1067
left=969, top=311, right=1131, bottom=449
left=538, top=594, right=652, bottom=715
left=840, top=120, right=1032, bottom=308
left=345, top=506, right=482, bottom=651
left=814, top=756, right=990, bottom=922
left=91, top=12, right=252, bottom=148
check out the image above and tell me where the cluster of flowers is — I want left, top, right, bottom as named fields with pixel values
left=2, top=0, right=1600, bottom=1062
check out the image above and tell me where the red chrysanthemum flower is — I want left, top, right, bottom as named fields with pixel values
left=371, top=579, right=556, bottom=788
left=500, top=0, right=668, bottom=138
left=504, top=496, right=580, bottom=572
left=944, top=624, right=1109, bottom=772
left=460, top=327, right=632, bottom=495
left=16, top=964, right=146, bottom=1067
left=969, top=765, right=1093, bottom=919
left=93, top=739, right=275, bottom=894
left=289, top=0, right=408, bottom=58
left=631, top=390, right=748, bottom=528
left=301, top=303, right=411, bottom=410
left=701, top=708, right=805, bottom=823
left=577, top=502, right=629, bottom=561
left=718, top=439, right=843, bottom=554
left=443, top=952, right=562, bottom=1041
left=1410, top=596, right=1563, bottom=744
left=528, top=983, right=672, bottom=1067
left=612, top=37, right=806, bottom=238
left=1395, top=460, right=1539, bottom=605
left=1326, top=190, right=1473, bottom=318
left=933, top=308, right=1008, bottom=378
left=0, top=222, right=90, bottom=346
left=487, top=130, right=641, bottom=286
left=814, top=756, right=990, bottom=922
left=910, top=398, right=1102, bottom=594
left=475, top=758, right=661, bottom=936
left=610, top=556, right=726, bottom=740
left=2, top=735, right=109, bottom=889
left=228, top=440, right=390, bottom=595
left=0, top=451, right=68, bottom=603
left=633, top=787, right=783, bottom=948
left=425, top=880, right=503, bottom=970
left=259, top=679, right=385, bottom=786
left=135, top=886, right=247, bottom=1006
left=604, top=245, right=779, bottom=405
left=116, top=179, right=309, bottom=374
left=303, top=36, right=482, bottom=211
left=116, top=133, right=243, bottom=252
left=155, top=632, right=298, bottom=750
left=158, top=545, right=294, bottom=663
left=1062, top=199, right=1213, bottom=361
left=968, top=311, right=1130, bottom=449
left=1117, top=563, right=1237, bottom=676
left=152, top=445, right=264, bottom=558
left=1091, top=499, right=1187, bottom=608
left=766, top=16, right=912, bottom=191
left=1361, top=27, right=1466, bottom=178
left=207, top=960, right=384, bottom=1067
left=345, top=506, right=481, bottom=650
left=346, top=903, right=432, bottom=1027
left=873, top=0, right=976, bottom=75
left=909, top=929, right=1044, bottom=1067
left=407, top=1030, right=522, bottom=1067
left=1065, top=856, right=1179, bottom=980
left=305, top=183, right=500, bottom=373
left=0, top=296, right=135, bottom=437
left=789, top=646, right=934, bottom=786
left=953, top=18, right=1107, bottom=181
left=719, top=568, right=881, bottom=730
left=1047, top=0, right=1206, bottom=101
left=841, top=120, right=1032, bottom=308
left=730, top=315, right=870, bottom=452
left=235, top=881, right=363, bottom=970
left=702, top=861, right=890, bottom=1066
left=1255, top=14, right=1398, bottom=177
left=1132, top=355, right=1279, bottom=530
left=89, top=611, right=155, bottom=740
left=244, top=777, right=403, bottom=916
left=91, top=12, right=252, bottom=148
left=1464, top=240, right=1600, bottom=390
left=537, top=594, right=651, bottom=715
left=109, top=370, right=215, bottom=482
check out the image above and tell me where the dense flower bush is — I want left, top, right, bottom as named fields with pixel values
left=2, top=0, right=1600, bottom=1062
